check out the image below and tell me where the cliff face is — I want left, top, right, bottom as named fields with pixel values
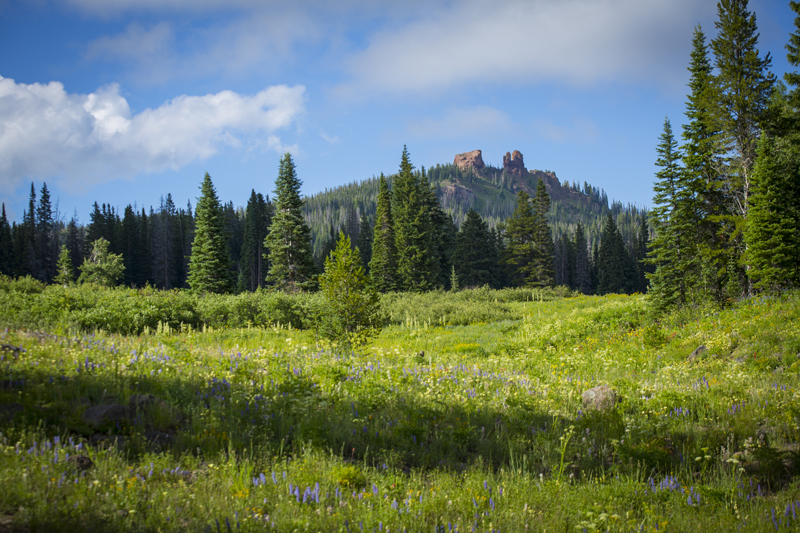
left=502, top=150, right=526, bottom=175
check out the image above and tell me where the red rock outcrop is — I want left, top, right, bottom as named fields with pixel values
left=503, top=150, right=527, bottom=175
left=453, top=150, right=485, bottom=171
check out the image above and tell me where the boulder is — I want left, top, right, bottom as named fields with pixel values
left=83, top=404, right=129, bottom=428
left=581, top=385, right=617, bottom=412
left=687, top=345, right=707, bottom=362
left=453, top=150, right=485, bottom=171
left=68, top=454, right=94, bottom=471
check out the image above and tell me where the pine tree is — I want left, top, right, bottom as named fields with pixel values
left=187, top=173, right=233, bottom=294
left=573, top=222, right=591, bottom=294
left=503, top=191, right=536, bottom=286
left=319, top=232, right=382, bottom=348
left=393, top=149, right=436, bottom=291
left=264, top=153, right=316, bottom=290
left=35, top=183, right=55, bottom=282
left=647, top=118, right=686, bottom=310
left=357, top=215, right=373, bottom=275
left=54, top=245, right=73, bottom=285
left=0, top=204, right=12, bottom=276
left=597, top=215, right=636, bottom=295
left=240, top=190, right=272, bottom=291
left=66, top=215, right=83, bottom=283
left=453, top=209, right=496, bottom=288
left=709, top=0, right=776, bottom=295
left=369, top=174, right=399, bottom=292
left=530, top=179, right=555, bottom=288
left=152, top=195, right=178, bottom=289
left=744, top=132, right=800, bottom=291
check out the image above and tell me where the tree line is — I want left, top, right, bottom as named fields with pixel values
left=0, top=145, right=651, bottom=296
left=647, top=0, right=800, bottom=313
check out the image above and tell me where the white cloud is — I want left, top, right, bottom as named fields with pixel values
left=339, top=0, right=714, bottom=95
left=0, top=76, right=305, bottom=193
left=408, top=106, right=513, bottom=140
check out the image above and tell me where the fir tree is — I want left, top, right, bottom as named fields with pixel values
left=597, top=215, right=636, bottom=295
left=357, top=215, right=373, bottom=275
left=35, top=183, right=55, bottom=282
left=503, top=191, right=536, bottom=286
left=54, top=245, right=73, bottom=285
left=647, top=118, right=686, bottom=310
left=453, top=209, right=496, bottom=288
left=529, top=178, right=555, bottom=288
left=240, top=190, right=272, bottom=291
left=573, top=222, right=591, bottom=294
left=709, top=0, right=776, bottom=295
left=66, top=215, right=83, bottom=282
left=318, top=232, right=382, bottom=348
left=0, top=204, right=12, bottom=276
left=369, top=174, right=399, bottom=292
left=187, top=173, right=233, bottom=294
left=264, top=153, right=316, bottom=290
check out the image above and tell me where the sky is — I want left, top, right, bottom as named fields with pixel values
left=0, top=0, right=795, bottom=224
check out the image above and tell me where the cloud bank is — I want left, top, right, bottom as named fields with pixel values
left=0, top=76, right=305, bottom=192
left=341, top=0, right=713, bottom=95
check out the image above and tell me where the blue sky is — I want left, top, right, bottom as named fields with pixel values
left=0, top=0, right=794, bottom=224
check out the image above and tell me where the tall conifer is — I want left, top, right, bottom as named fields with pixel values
left=264, top=153, right=316, bottom=290
left=187, top=173, right=232, bottom=293
left=369, top=174, right=399, bottom=292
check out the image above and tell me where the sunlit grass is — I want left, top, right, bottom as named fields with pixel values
left=1, top=290, right=799, bottom=531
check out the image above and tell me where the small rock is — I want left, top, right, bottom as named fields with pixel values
left=68, top=454, right=94, bottom=471
left=581, top=385, right=617, bottom=412
left=83, top=404, right=129, bottom=427
left=0, top=403, right=24, bottom=422
left=687, top=345, right=707, bottom=361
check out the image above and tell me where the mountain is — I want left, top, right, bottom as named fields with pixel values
left=303, top=149, right=648, bottom=263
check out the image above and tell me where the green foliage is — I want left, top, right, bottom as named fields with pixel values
left=1, top=291, right=799, bottom=531
left=187, top=173, right=232, bottom=294
left=54, top=245, right=73, bottom=285
left=264, top=153, right=317, bottom=291
left=452, top=209, right=497, bottom=288
left=78, top=238, right=125, bottom=287
left=318, top=232, right=383, bottom=347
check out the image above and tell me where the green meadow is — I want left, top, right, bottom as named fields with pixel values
left=1, top=281, right=799, bottom=532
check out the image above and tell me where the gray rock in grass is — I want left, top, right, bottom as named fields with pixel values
left=581, top=385, right=617, bottom=412
left=687, top=345, right=707, bottom=362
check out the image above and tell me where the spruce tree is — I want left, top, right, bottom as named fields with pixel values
left=54, top=245, right=74, bottom=285
left=453, top=209, right=496, bottom=288
left=319, top=232, right=382, bottom=348
left=573, top=222, right=591, bottom=294
left=240, top=190, right=272, bottom=291
left=264, top=153, right=316, bottom=290
left=597, top=215, right=636, bottom=295
left=392, top=149, right=436, bottom=291
left=647, top=118, right=685, bottom=310
left=530, top=178, right=555, bottom=288
left=744, top=132, right=800, bottom=291
left=503, top=191, right=536, bottom=286
left=0, top=204, right=12, bottom=276
left=357, top=215, right=373, bottom=275
left=35, top=183, right=54, bottom=283
left=187, top=173, right=232, bottom=294
left=369, top=174, right=399, bottom=292
left=709, top=0, right=776, bottom=295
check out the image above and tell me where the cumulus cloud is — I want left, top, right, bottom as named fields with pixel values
left=0, top=76, right=305, bottom=193
left=407, top=106, right=514, bottom=140
left=340, top=0, right=714, bottom=95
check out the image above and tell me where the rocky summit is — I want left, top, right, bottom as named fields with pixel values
left=502, top=150, right=527, bottom=175
left=453, top=150, right=485, bottom=171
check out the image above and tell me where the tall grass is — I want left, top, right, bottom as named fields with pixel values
left=1, top=284, right=799, bottom=531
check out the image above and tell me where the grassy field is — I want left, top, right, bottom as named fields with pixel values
left=1, top=288, right=799, bottom=532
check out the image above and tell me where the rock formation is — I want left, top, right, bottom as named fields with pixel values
left=454, top=150, right=485, bottom=171
left=503, top=150, right=527, bottom=175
